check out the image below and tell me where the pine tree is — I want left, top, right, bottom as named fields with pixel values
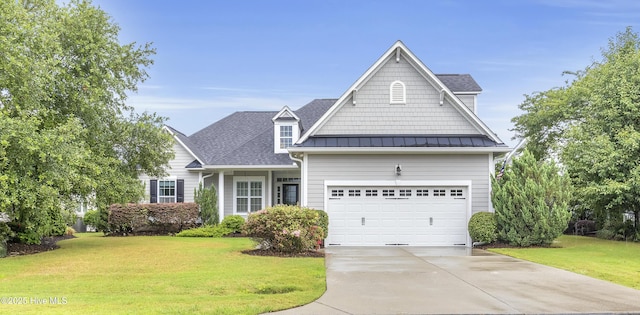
left=491, top=149, right=571, bottom=246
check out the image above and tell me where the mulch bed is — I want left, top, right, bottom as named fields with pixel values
left=6, top=235, right=76, bottom=257
left=242, top=248, right=325, bottom=258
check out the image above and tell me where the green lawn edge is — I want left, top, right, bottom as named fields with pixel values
left=0, top=233, right=326, bottom=315
left=488, top=235, right=640, bottom=290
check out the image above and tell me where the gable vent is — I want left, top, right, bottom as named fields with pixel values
left=390, top=80, right=406, bottom=104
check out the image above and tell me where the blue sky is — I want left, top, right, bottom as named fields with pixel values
left=91, top=0, right=640, bottom=146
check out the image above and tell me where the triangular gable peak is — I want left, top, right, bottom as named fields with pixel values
left=271, top=105, right=301, bottom=122
left=162, top=125, right=204, bottom=168
left=298, top=41, right=503, bottom=144
left=272, top=106, right=301, bottom=153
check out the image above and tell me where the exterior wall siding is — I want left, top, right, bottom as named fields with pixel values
left=316, top=56, right=480, bottom=135
left=139, top=141, right=200, bottom=203
left=456, top=94, right=476, bottom=113
left=305, top=154, right=490, bottom=215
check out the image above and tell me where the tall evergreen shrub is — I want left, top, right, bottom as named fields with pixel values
left=491, top=149, right=571, bottom=246
left=195, top=183, right=218, bottom=225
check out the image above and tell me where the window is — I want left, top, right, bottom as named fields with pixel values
left=399, top=189, right=412, bottom=197
left=390, top=80, right=406, bottom=104
left=150, top=179, right=184, bottom=203
left=365, top=189, right=378, bottom=197
left=331, top=189, right=344, bottom=197
left=382, top=189, right=395, bottom=197
left=450, top=189, right=463, bottom=197
left=234, top=177, right=264, bottom=214
left=433, top=189, right=446, bottom=196
left=280, top=125, right=293, bottom=149
left=158, top=180, right=176, bottom=203
left=416, top=189, right=429, bottom=197
left=348, top=189, right=361, bottom=197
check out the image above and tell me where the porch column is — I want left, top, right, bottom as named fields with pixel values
left=218, top=170, right=224, bottom=223
left=267, top=170, right=273, bottom=207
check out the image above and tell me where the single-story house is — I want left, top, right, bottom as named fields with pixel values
left=139, top=41, right=510, bottom=246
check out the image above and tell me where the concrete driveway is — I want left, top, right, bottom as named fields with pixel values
left=269, top=246, right=640, bottom=314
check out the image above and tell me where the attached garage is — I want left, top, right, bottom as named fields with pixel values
left=325, top=182, right=471, bottom=246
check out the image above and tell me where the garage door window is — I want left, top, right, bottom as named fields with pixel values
left=433, top=189, right=446, bottom=196
left=451, top=189, right=463, bottom=197
left=331, top=189, right=344, bottom=197
left=348, top=189, right=361, bottom=197
left=399, top=189, right=412, bottom=197
left=382, top=189, right=395, bottom=197
left=365, top=189, right=378, bottom=196
left=416, top=189, right=428, bottom=196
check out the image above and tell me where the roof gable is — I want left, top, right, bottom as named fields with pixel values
left=187, top=99, right=335, bottom=166
left=298, top=41, right=503, bottom=144
left=272, top=105, right=300, bottom=122
left=163, top=125, right=205, bottom=165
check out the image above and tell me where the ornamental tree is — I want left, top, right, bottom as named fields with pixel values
left=512, top=27, right=640, bottom=233
left=0, top=0, right=173, bottom=243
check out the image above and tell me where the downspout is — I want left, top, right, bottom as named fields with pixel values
left=200, top=173, right=214, bottom=186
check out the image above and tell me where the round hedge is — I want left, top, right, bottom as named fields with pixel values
left=468, top=211, right=497, bottom=243
left=221, top=215, right=245, bottom=233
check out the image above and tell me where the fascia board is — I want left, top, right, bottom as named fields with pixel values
left=272, top=105, right=301, bottom=122
left=162, top=125, right=205, bottom=165
left=202, top=164, right=299, bottom=170
left=287, top=146, right=512, bottom=154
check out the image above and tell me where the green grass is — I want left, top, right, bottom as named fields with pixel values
left=0, top=233, right=326, bottom=314
left=489, top=235, right=640, bottom=290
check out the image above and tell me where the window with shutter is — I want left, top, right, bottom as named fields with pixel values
left=390, top=80, right=406, bottom=104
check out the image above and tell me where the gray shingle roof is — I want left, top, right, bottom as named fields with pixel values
left=436, top=74, right=482, bottom=92
left=186, top=99, right=336, bottom=166
left=297, top=135, right=505, bottom=148
left=171, top=72, right=484, bottom=168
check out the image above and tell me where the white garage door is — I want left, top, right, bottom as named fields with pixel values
left=326, top=186, right=468, bottom=246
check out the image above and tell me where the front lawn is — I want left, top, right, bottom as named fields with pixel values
left=0, top=234, right=325, bottom=314
left=489, top=235, right=640, bottom=290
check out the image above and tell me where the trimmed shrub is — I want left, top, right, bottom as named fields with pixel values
left=596, top=228, right=615, bottom=240
left=314, top=210, right=329, bottom=239
left=108, top=203, right=199, bottom=235
left=176, top=225, right=232, bottom=237
left=243, top=205, right=323, bottom=253
left=492, top=149, right=571, bottom=247
left=221, top=215, right=245, bottom=233
left=468, top=212, right=497, bottom=243
left=83, top=210, right=102, bottom=230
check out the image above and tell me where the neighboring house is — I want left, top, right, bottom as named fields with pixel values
left=140, top=41, right=510, bottom=246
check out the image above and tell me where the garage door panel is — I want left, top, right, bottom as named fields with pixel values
left=327, top=186, right=468, bottom=246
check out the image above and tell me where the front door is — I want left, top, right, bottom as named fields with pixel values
left=283, top=184, right=299, bottom=205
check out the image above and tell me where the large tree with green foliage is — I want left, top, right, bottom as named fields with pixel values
left=491, top=149, right=572, bottom=246
left=512, top=27, right=640, bottom=233
left=0, top=0, right=173, bottom=243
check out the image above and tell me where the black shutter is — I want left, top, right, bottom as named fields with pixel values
left=177, top=179, right=184, bottom=203
left=150, top=179, right=157, bottom=203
